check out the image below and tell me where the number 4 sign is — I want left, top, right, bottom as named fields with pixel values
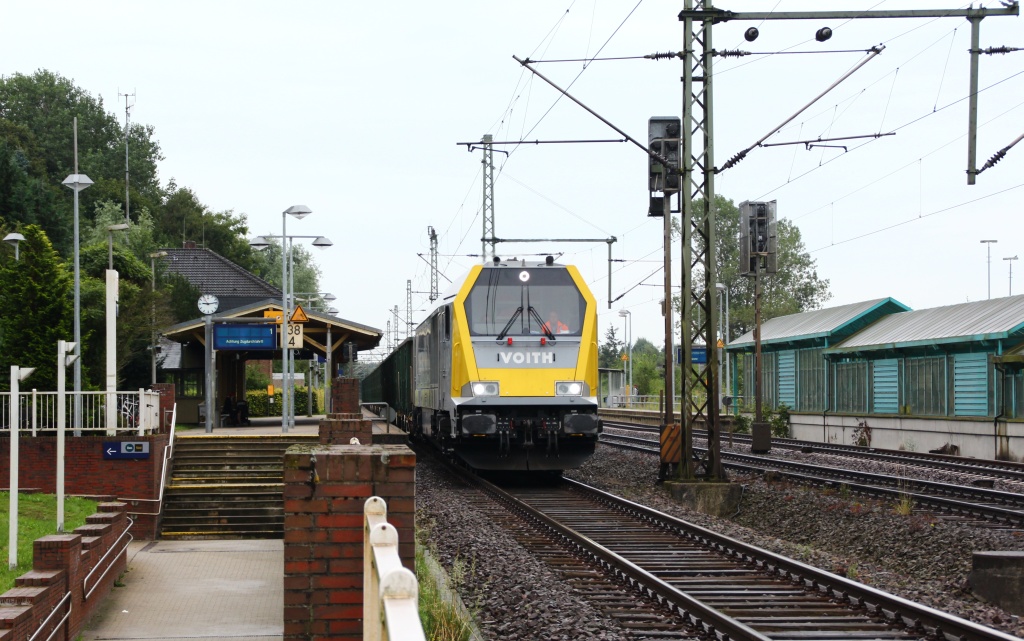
left=280, top=323, right=304, bottom=349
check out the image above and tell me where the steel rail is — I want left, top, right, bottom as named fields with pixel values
left=599, top=434, right=1024, bottom=526
left=562, top=478, right=1023, bottom=641
left=467, top=469, right=771, bottom=641
left=602, top=419, right=1024, bottom=482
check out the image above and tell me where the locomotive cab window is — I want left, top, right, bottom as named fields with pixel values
left=464, top=267, right=586, bottom=337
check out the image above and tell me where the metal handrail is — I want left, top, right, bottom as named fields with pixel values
left=123, top=404, right=177, bottom=515
left=26, top=591, right=71, bottom=641
left=82, top=517, right=133, bottom=600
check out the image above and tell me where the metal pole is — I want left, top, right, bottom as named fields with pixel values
left=754, top=266, right=763, bottom=424
left=205, top=315, right=213, bottom=433
left=725, top=288, right=731, bottom=413
left=57, top=343, right=66, bottom=533
left=967, top=16, right=981, bottom=185
left=326, top=324, right=333, bottom=413
left=72, top=119, right=82, bottom=436
left=289, top=237, right=295, bottom=430
left=9, top=366, right=19, bottom=569
left=663, top=191, right=674, bottom=427
left=981, top=240, right=997, bottom=299
left=282, top=215, right=289, bottom=433
left=151, top=257, right=157, bottom=384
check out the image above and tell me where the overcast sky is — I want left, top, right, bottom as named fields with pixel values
left=2, top=1, right=1021, bottom=352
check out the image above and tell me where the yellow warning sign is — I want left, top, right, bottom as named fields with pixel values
left=717, top=339, right=725, bottom=349
left=290, top=305, right=309, bottom=323
left=264, top=310, right=283, bottom=324
left=621, top=353, right=629, bottom=361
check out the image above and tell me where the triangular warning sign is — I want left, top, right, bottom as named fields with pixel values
left=290, top=305, right=309, bottom=323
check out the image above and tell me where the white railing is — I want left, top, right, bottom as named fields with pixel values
left=0, top=390, right=162, bottom=435
left=82, top=517, right=134, bottom=600
left=364, top=497, right=425, bottom=641
left=123, top=403, right=177, bottom=518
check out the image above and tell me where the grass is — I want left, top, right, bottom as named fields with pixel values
left=0, top=493, right=98, bottom=591
left=415, top=516, right=476, bottom=641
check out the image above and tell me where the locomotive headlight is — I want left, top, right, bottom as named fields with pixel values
left=555, top=381, right=583, bottom=396
left=471, top=381, right=500, bottom=397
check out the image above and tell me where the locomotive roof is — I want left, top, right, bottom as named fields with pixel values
left=438, top=259, right=570, bottom=303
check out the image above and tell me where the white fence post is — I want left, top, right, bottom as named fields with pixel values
left=138, top=388, right=146, bottom=436
left=31, top=389, right=37, bottom=437
left=363, top=496, right=425, bottom=641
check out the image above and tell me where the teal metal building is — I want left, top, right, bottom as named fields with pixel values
left=726, top=295, right=1024, bottom=458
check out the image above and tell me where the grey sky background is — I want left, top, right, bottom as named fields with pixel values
left=2, top=1, right=1021, bottom=351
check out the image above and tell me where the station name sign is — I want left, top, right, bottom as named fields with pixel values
left=214, top=324, right=277, bottom=350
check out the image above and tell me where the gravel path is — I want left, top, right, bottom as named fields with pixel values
left=417, top=443, right=1024, bottom=639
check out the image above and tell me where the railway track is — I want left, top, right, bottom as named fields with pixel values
left=602, top=420, right=1024, bottom=484
left=599, top=431, right=1024, bottom=529
left=441, top=457, right=1018, bottom=641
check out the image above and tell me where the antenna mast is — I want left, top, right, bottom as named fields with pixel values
left=406, top=280, right=413, bottom=337
left=481, top=134, right=496, bottom=262
left=118, top=90, right=135, bottom=223
left=428, top=226, right=439, bottom=302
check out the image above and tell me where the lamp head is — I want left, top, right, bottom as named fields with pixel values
left=312, top=236, right=333, bottom=249
left=17, top=367, right=36, bottom=381
left=284, top=205, right=312, bottom=220
left=149, top=251, right=168, bottom=259
left=4, top=232, right=26, bottom=246
left=618, top=309, right=629, bottom=318
left=107, top=223, right=130, bottom=232
left=716, top=282, right=726, bottom=292
left=323, top=293, right=337, bottom=302
left=249, top=236, right=271, bottom=249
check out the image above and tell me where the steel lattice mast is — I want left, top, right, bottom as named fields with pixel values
left=481, top=134, right=496, bottom=262
left=681, top=0, right=724, bottom=480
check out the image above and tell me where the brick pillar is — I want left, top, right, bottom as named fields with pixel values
left=319, top=414, right=372, bottom=445
left=151, top=383, right=175, bottom=431
left=330, top=378, right=360, bottom=415
left=283, top=443, right=415, bottom=641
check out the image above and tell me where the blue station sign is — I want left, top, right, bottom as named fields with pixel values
left=676, top=345, right=708, bottom=365
left=214, top=324, right=277, bottom=350
left=103, top=441, right=150, bottom=460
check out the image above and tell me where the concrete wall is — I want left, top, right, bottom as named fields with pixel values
left=0, top=502, right=129, bottom=641
left=791, top=413, right=1024, bottom=460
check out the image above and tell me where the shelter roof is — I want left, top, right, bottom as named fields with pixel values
left=728, top=298, right=910, bottom=351
left=829, top=294, right=1024, bottom=353
left=160, top=299, right=383, bottom=355
left=159, top=248, right=281, bottom=300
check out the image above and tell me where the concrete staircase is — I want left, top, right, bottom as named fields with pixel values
left=160, top=434, right=318, bottom=539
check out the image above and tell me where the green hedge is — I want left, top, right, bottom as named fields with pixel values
left=246, top=388, right=323, bottom=417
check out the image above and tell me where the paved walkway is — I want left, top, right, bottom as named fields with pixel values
left=81, top=540, right=284, bottom=641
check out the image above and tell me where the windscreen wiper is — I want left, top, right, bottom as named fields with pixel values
left=496, top=307, right=523, bottom=341
left=528, top=306, right=555, bottom=340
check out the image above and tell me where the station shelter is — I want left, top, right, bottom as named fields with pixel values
left=160, top=299, right=381, bottom=424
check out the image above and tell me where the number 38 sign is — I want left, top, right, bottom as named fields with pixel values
left=280, top=323, right=304, bottom=349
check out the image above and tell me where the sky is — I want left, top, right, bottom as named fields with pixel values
left=2, top=1, right=1022, bottom=357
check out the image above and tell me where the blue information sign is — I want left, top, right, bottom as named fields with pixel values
left=103, top=442, right=150, bottom=460
left=676, top=345, right=708, bottom=365
left=214, top=324, right=277, bottom=350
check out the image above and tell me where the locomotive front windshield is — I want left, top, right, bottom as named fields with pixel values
left=464, top=268, right=586, bottom=337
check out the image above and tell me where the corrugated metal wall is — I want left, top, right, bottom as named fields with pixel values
left=778, top=350, right=796, bottom=408
left=872, top=359, right=899, bottom=414
left=953, top=353, right=989, bottom=416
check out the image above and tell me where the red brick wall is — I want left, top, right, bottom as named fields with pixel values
left=151, top=383, right=176, bottom=432
left=0, top=502, right=129, bottom=641
left=330, top=378, right=360, bottom=415
left=283, top=444, right=415, bottom=641
left=0, top=433, right=168, bottom=539
left=319, top=414, right=372, bottom=445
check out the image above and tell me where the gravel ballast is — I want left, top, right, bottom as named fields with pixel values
left=417, top=442, right=1024, bottom=639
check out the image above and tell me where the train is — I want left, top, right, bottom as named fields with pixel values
left=362, top=256, right=602, bottom=471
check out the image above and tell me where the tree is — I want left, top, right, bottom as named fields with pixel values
left=598, top=325, right=623, bottom=370
left=0, top=225, right=72, bottom=391
left=681, top=195, right=831, bottom=339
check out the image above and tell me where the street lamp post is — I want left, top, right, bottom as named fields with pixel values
left=3, top=233, right=25, bottom=260
left=618, top=310, right=632, bottom=403
left=149, top=251, right=168, bottom=385
left=107, top=223, right=130, bottom=270
left=1006, top=256, right=1019, bottom=296
left=715, top=283, right=730, bottom=413
left=981, top=240, right=998, bottom=299
left=62, top=120, right=93, bottom=435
